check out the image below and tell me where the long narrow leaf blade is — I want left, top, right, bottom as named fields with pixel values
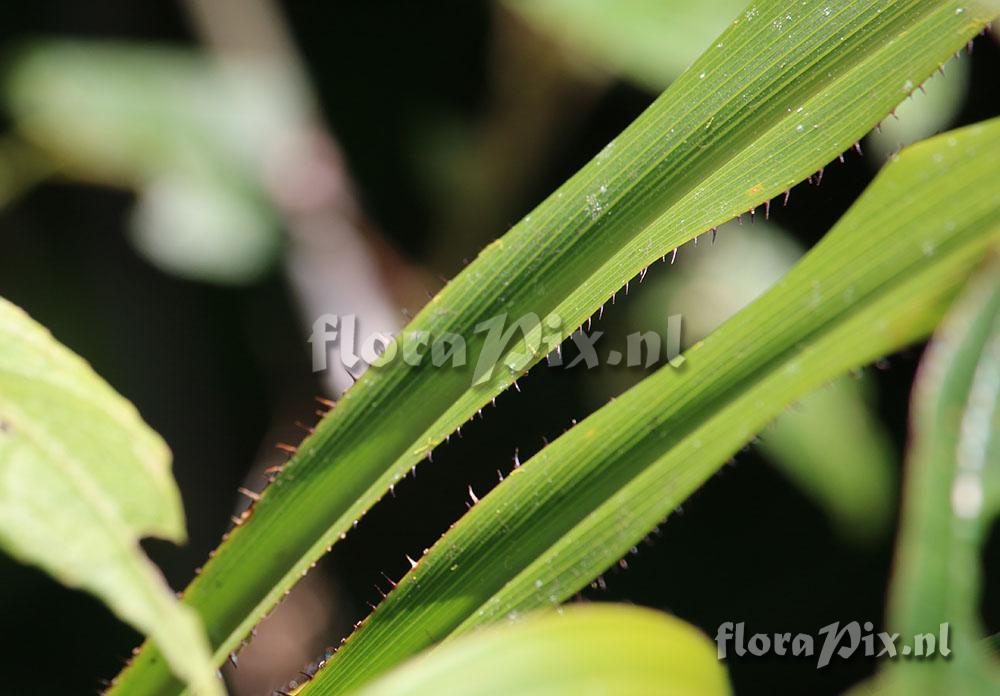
left=111, top=3, right=1000, bottom=693
left=302, top=119, right=1000, bottom=694
left=862, top=259, right=1000, bottom=694
left=352, top=605, right=729, bottom=696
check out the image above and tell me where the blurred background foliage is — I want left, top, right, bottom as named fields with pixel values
left=0, top=2, right=997, bottom=695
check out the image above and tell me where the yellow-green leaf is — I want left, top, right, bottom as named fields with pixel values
left=0, top=298, right=223, bottom=696
left=354, top=605, right=730, bottom=696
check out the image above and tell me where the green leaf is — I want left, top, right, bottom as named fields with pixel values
left=111, top=4, right=1000, bottom=693
left=4, top=42, right=283, bottom=284
left=0, top=298, right=223, bottom=696
left=757, top=376, right=896, bottom=541
left=301, top=119, right=1000, bottom=695
left=505, top=0, right=745, bottom=90
left=864, top=258, right=1000, bottom=694
left=868, top=57, right=971, bottom=162
left=129, top=170, right=279, bottom=285
left=352, top=605, right=730, bottom=696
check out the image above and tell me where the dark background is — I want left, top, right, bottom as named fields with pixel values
left=0, top=2, right=998, bottom=695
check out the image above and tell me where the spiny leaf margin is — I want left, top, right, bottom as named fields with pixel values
left=110, top=3, right=1000, bottom=693
left=302, top=118, right=1000, bottom=694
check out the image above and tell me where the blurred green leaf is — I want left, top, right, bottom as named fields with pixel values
left=869, top=58, right=971, bottom=162
left=758, top=377, right=896, bottom=541
left=505, top=0, right=745, bottom=90
left=302, top=119, right=1000, bottom=696
left=353, top=605, right=730, bottom=696
left=4, top=42, right=284, bottom=284
left=865, top=257, right=1000, bottom=695
left=647, top=222, right=803, bottom=341
left=0, top=297, right=223, bottom=696
left=130, top=172, right=279, bottom=284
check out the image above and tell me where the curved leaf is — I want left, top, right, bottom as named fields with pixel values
left=353, top=605, right=729, bottom=696
left=111, top=3, right=1000, bottom=693
left=5, top=43, right=283, bottom=284
left=0, top=298, right=222, bottom=696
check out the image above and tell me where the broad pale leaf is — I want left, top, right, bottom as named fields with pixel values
left=0, top=298, right=223, bottom=696
left=354, top=605, right=729, bottom=696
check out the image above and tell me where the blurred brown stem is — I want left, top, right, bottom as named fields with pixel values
left=185, top=0, right=426, bottom=395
